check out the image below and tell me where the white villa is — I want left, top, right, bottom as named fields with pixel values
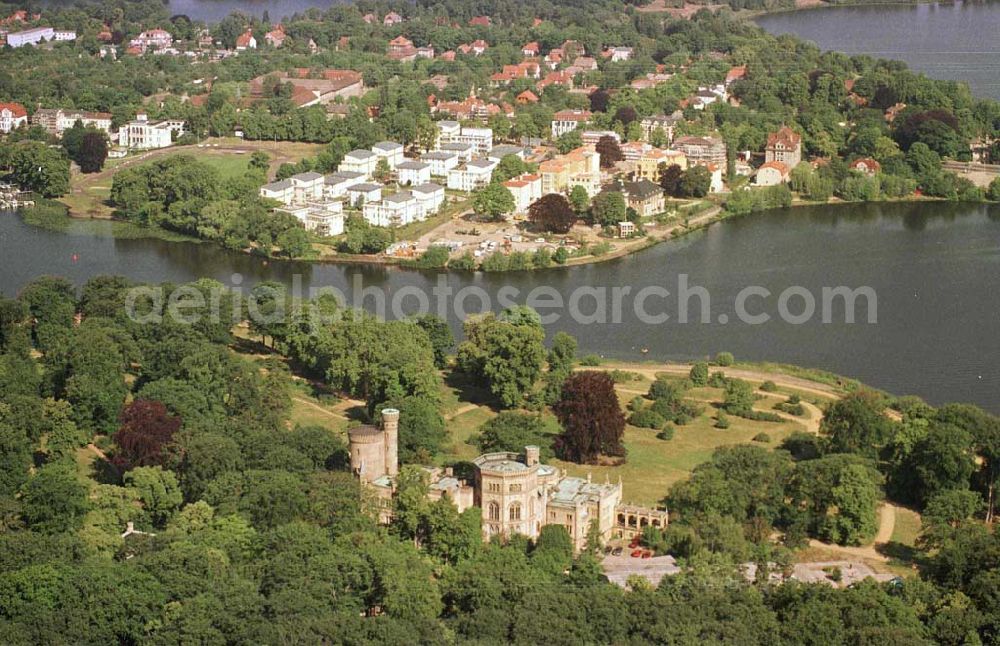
left=276, top=202, right=345, bottom=236
left=347, top=182, right=383, bottom=206
left=259, top=172, right=325, bottom=205
left=117, top=114, right=184, bottom=150
left=423, top=151, right=460, bottom=176
left=362, top=183, right=444, bottom=227
left=447, top=159, right=496, bottom=192
left=324, top=171, right=366, bottom=199
left=436, top=121, right=493, bottom=156
left=339, top=149, right=379, bottom=178
left=397, top=161, right=431, bottom=186
left=372, top=141, right=405, bottom=169
left=502, top=173, right=543, bottom=217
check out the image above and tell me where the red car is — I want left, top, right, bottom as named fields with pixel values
left=630, top=549, right=643, bottom=558
left=641, top=551, right=653, bottom=559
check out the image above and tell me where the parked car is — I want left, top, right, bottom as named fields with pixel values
left=611, top=547, right=623, bottom=556
left=630, top=549, right=642, bottom=558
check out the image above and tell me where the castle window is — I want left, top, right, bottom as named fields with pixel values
left=488, top=502, right=500, bottom=521
left=509, top=503, right=522, bottom=521
left=509, top=483, right=522, bottom=493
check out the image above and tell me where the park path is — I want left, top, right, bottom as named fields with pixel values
left=446, top=403, right=481, bottom=421
left=806, top=503, right=898, bottom=563
left=601, top=363, right=841, bottom=401
left=292, top=396, right=347, bottom=421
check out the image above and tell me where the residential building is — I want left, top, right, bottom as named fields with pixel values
left=324, top=171, right=365, bottom=199
left=634, top=147, right=687, bottom=181
left=383, top=11, right=403, bottom=25
left=538, top=145, right=601, bottom=197
left=537, top=71, right=574, bottom=92
left=362, top=188, right=439, bottom=227
left=411, top=182, right=445, bottom=215
left=630, top=73, right=673, bottom=91
left=469, top=15, right=491, bottom=26
left=640, top=114, right=681, bottom=143
left=502, top=173, right=542, bottom=216
left=516, top=90, right=539, bottom=104
left=755, top=161, right=791, bottom=186
left=707, top=163, right=724, bottom=193
left=849, top=158, right=881, bottom=176
left=387, top=35, right=416, bottom=61
left=5, top=26, right=53, bottom=47
left=259, top=172, right=324, bottom=205
left=423, top=151, right=460, bottom=176
left=247, top=69, right=365, bottom=108
left=264, top=25, right=286, bottom=47
left=32, top=108, right=112, bottom=137
left=551, top=109, right=592, bottom=139
left=129, top=28, right=173, bottom=53
left=372, top=141, right=405, bottom=170
left=441, top=142, right=476, bottom=163
left=0, top=103, right=28, bottom=133
left=618, top=221, right=636, bottom=238
left=581, top=130, right=620, bottom=146
left=672, top=136, right=727, bottom=167
left=235, top=29, right=256, bottom=50
left=436, top=122, right=493, bottom=155
left=725, top=66, right=747, bottom=86
left=118, top=114, right=184, bottom=150
left=622, top=179, right=665, bottom=216
left=487, top=145, right=528, bottom=163
left=339, top=149, right=379, bottom=178
left=522, top=42, right=540, bottom=57
left=347, top=182, right=383, bottom=206
left=447, top=159, right=496, bottom=192
left=53, top=30, right=76, bottom=42
left=397, top=161, right=431, bottom=186
left=276, top=202, right=345, bottom=236
left=604, top=46, right=633, bottom=62
left=765, top=126, right=802, bottom=168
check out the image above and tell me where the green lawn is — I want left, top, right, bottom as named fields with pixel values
left=890, top=507, right=923, bottom=547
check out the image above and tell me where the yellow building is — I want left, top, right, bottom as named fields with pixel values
left=634, top=148, right=687, bottom=182
left=539, top=145, right=601, bottom=197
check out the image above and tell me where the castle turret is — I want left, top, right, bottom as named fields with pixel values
left=348, top=425, right=386, bottom=483
left=525, top=445, right=540, bottom=466
left=382, top=408, right=399, bottom=477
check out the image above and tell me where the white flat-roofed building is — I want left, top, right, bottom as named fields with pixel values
left=6, top=27, right=53, bottom=47
left=33, top=108, right=112, bottom=137
left=502, top=173, right=542, bottom=216
left=437, top=121, right=492, bottom=156
left=324, top=171, right=365, bottom=199
left=397, top=161, right=431, bottom=186
left=372, top=141, right=405, bottom=169
left=447, top=159, right=496, bottom=192
left=277, top=202, right=345, bottom=236
left=347, top=182, right=383, bottom=206
left=440, top=142, right=475, bottom=163
left=423, top=151, right=460, bottom=176
left=289, top=172, right=325, bottom=203
left=118, top=114, right=184, bottom=150
left=411, top=182, right=445, bottom=215
left=487, top=145, right=528, bottom=163
left=260, top=179, right=293, bottom=203
left=339, top=149, right=378, bottom=178
left=363, top=191, right=422, bottom=227
left=53, top=30, right=76, bottom=42
left=581, top=130, right=620, bottom=146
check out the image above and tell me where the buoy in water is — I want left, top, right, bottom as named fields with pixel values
left=71, top=254, right=78, bottom=262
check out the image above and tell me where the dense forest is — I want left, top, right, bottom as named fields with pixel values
left=0, top=274, right=997, bottom=643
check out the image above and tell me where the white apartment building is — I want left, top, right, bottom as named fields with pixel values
left=447, top=159, right=496, bottom=192
left=347, top=182, right=383, bottom=206
left=581, top=130, right=620, bottom=146
left=276, top=202, right=345, bottom=236
left=259, top=172, right=324, bottom=205
left=6, top=27, right=54, bottom=47
left=363, top=192, right=422, bottom=227
left=53, top=30, right=77, bottom=42
left=422, top=151, right=460, bottom=176
left=436, top=121, right=493, bottom=156
left=551, top=109, right=592, bottom=139
left=411, top=182, right=445, bottom=215
left=372, top=141, right=405, bottom=169
left=118, top=114, right=184, bottom=150
left=33, top=108, right=112, bottom=137
left=502, top=173, right=542, bottom=216
left=338, top=149, right=379, bottom=178
left=487, top=145, right=528, bottom=163
left=440, top=142, right=475, bottom=163
left=0, top=104, right=28, bottom=133
left=397, top=161, right=431, bottom=186
left=324, top=171, right=365, bottom=199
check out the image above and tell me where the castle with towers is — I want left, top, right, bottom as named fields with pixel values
left=349, top=409, right=668, bottom=550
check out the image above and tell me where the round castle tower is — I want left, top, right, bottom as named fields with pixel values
left=348, top=408, right=399, bottom=482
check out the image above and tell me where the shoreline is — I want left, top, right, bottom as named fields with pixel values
left=21, top=194, right=980, bottom=273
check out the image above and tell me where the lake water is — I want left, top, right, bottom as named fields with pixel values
left=757, top=2, right=1000, bottom=100
left=2, top=202, right=998, bottom=412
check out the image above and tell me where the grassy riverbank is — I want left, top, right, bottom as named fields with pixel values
left=21, top=200, right=201, bottom=243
